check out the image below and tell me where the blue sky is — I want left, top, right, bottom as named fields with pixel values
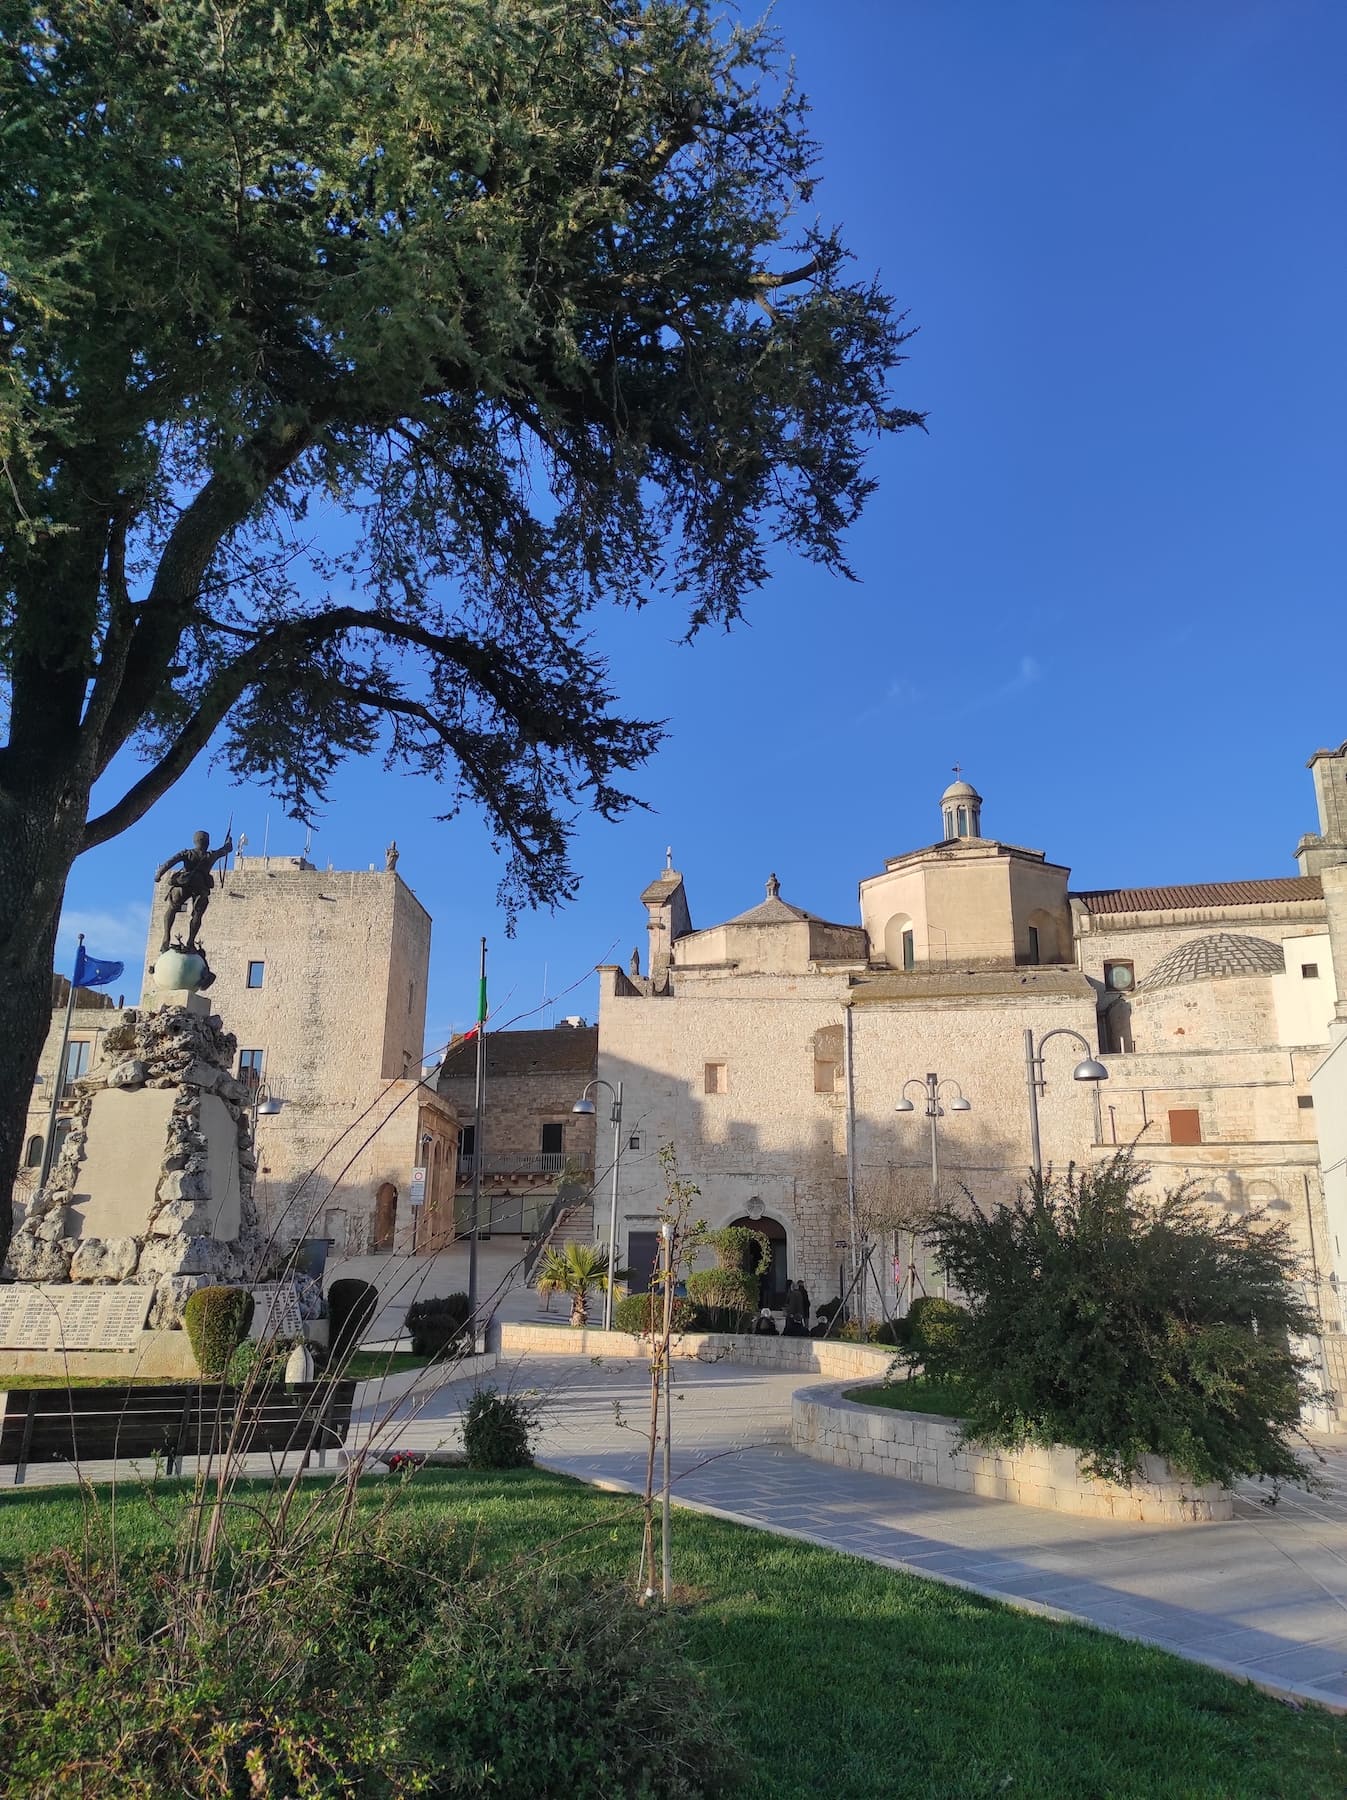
left=60, top=0, right=1347, bottom=1056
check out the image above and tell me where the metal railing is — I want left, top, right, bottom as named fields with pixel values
left=455, top=1152, right=591, bottom=1179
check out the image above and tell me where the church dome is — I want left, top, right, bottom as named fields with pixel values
left=942, top=777, right=980, bottom=803
left=1139, top=932, right=1285, bottom=992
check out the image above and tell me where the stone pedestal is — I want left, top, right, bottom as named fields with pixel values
left=3, top=998, right=264, bottom=1329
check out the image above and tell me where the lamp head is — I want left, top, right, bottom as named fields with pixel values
left=257, top=1096, right=284, bottom=1116
left=1072, top=1058, right=1109, bottom=1083
left=894, top=1097, right=915, bottom=1113
left=949, top=1096, right=972, bottom=1112
left=572, top=1096, right=597, bottom=1116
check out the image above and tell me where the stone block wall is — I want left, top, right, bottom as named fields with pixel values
left=495, top=1320, right=898, bottom=1381
left=791, top=1384, right=1233, bottom=1523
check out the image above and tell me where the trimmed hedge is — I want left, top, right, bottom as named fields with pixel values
left=406, top=1292, right=470, bottom=1356
left=182, top=1286, right=253, bottom=1377
left=613, top=1292, right=697, bottom=1336
left=327, top=1278, right=379, bottom=1360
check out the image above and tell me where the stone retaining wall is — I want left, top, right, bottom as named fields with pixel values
left=496, top=1321, right=896, bottom=1381
left=792, top=1384, right=1233, bottom=1523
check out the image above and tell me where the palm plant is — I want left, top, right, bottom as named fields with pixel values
left=536, top=1243, right=614, bottom=1328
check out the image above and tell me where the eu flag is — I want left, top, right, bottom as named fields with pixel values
left=73, top=945, right=125, bottom=990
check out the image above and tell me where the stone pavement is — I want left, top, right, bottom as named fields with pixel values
left=352, top=1351, right=1347, bottom=1713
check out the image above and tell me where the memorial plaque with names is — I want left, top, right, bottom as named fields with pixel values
left=0, top=1285, right=150, bottom=1350
left=249, top=1283, right=304, bottom=1342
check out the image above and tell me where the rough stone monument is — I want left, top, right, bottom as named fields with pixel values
left=2, top=845, right=265, bottom=1373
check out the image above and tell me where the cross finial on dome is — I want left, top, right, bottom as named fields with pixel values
left=952, top=762, right=962, bottom=777
left=665, top=844, right=673, bottom=870
left=766, top=872, right=780, bottom=899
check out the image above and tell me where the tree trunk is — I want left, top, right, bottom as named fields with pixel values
left=0, top=793, right=88, bottom=1270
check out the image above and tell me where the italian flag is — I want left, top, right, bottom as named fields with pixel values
left=454, top=971, right=488, bottom=1044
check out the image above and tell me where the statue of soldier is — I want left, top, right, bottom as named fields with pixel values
left=156, top=830, right=233, bottom=953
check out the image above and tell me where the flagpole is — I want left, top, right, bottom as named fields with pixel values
left=38, top=935, right=82, bottom=1190
left=467, top=936, right=487, bottom=1326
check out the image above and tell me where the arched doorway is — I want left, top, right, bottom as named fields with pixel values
left=726, top=1214, right=788, bottom=1308
left=373, top=1181, right=398, bottom=1251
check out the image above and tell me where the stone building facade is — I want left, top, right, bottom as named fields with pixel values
left=597, top=754, right=1347, bottom=1340
left=427, top=1023, right=597, bottom=1249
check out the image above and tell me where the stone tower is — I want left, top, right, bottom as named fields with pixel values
left=941, top=774, right=983, bottom=842
left=641, top=853, right=692, bottom=992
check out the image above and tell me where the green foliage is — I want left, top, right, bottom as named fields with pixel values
left=903, top=1296, right=968, bottom=1362
left=182, top=1286, right=253, bottom=1378
left=0, top=1517, right=732, bottom=1798
left=614, top=1292, right=697, bottom=1337
left=919, top=1155, right=1322, bottom=1488
left=537, top=1241, right=612, bottom=1326
left=461, top=1386, right=537, bottom=1470
left=399, top=1569, right=735, bottom=1798
left=405, top=1291, right=470, bottom=1356
left=704, top=1225, right=773, bottom=1275
left=225, top=1334, right=294, bottom=1388
left=326, top=1279, right=379, bottom=1360
left=686, top=1267, right=759, bottom=1326
left=868, top=1317, right=911, bottom=1348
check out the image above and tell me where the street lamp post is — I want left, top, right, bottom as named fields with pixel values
left=895, top=1073, right=971, bottom=1306
left=1022, top=1027, right=1108, bottom=1179
left=894, top=1071, right=972, bottom=1208
left=572, top=1077, right=624, bottom=1331
left=251, top=1079, right=284, bottom=1135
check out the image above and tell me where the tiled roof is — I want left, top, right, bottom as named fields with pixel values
left=438, top=1026, right=596, bottom=1084
left=1074, top=877, right=1322, bottom=915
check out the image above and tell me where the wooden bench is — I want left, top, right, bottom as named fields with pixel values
left=0, top=1379, right=357, bottom=1485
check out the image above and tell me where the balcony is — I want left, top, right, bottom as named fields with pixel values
left=456, top=1153, right=591, bottom=1183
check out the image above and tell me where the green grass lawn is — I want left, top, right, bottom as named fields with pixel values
left=1, top=1468, right=1343, bottom=1798
left=846, top=1374, right=972, bottom=1417
left=342, top=1349, right=433, bottom=1380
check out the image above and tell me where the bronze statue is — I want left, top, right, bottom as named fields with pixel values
left=156, top=830, right=232, bottom=953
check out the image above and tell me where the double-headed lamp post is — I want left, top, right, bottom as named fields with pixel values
left=572, top=1077, right=623, bottom=1331
left=894, top=1072, right=972, bottom=1207
left=1023, top=1027, right=1108, bottom=1179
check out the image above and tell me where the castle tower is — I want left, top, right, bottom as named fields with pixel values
left=641, top=850, right=692, bottom=991
left=941, top=773, right=983, bottom=842
left=1298, top=743, right=1347, bottom=876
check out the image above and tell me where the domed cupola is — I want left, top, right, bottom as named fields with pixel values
left=941, top=770, right=983, bottom=841
left=1140, top=932, right=1285, bottom=991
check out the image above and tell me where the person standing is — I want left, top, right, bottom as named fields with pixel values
left=783, top=1280, right=801, bottom=1324
left=796, top=1280, right=811, bottom=1328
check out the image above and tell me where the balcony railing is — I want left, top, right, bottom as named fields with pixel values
left=456, top=1152, right=591, bottom=1180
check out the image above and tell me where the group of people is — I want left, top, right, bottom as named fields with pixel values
left=753, top=1278, right=813, bottom=1337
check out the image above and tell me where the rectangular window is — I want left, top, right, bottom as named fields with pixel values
left=540, top=1122, right=565, bottom=1155
left=901, top=929, right=915, bottom=972
left=814, top=1059, right=842, bottom=1095
left=1168, top=1108, right=1202, bottom=1146
left=1298, top=1094, right=1315, bottom=1110
left=1027, top=925, right=1041, bottom=966
left=62, top=1040, right=91, bottom=1087
left=1302, top=963, right=1320, bottom=979
left=704, top=1061, right=728, bottom=1095
left=458, top=1125, right=476, bottom=1159
left=628, top=1134, right=642, bottom=1151
left=238, top=1048, right=264, bottom=1091
left=246, top=960, right=265, bottom=988
left=407, top=980, right=414, bottom=1014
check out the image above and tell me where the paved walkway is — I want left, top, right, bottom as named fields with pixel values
left=351, top=1351, right=1347, bottom=1712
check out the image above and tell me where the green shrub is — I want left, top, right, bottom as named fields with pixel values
left=182, top=1285, right=253, bottom=1377
left=405, top=1291, right=470, bottom=1355
left=225, top=1334, right=293, bottom=1387
left=613, top=1292, right=696, bottom=1336
left=869, top=1317, right=911, bottom=1348
left=0, top=1520, right=734, bottom=1798
left=326, top=1277, right=379, bottom=1360
left=686, top=1267, right=757, bottom=1323
left=688, top=1303, right=755, bottom=1334
left=462, top=1385, right=537, bottom=1469
left=904, top=1295, right=967, bottom=1361
left=921, top=1154, right=1322, bottom=1488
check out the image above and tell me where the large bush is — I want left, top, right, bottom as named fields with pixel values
left=182, top=1285, right=253, bottom=1377
left=327, top=1277, right=379, bottom=1360
left=685, top=1268, right=757, bottom=1325
left=405, top=1291, right=470, bottom=1356
left=920, top=1155, right=1322, bottom=1488
left=0, top=1520, right=733, bottom=1797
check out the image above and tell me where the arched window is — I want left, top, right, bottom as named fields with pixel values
left=24, top=1134, right=42, bottom=1167
left=956, top=806, right=968, bottom=836
left=883, top=913, right=915, bottom=971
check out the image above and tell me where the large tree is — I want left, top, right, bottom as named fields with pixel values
left=0, top=0, right=918, bottom=1261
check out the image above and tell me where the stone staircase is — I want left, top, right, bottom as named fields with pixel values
left=524, top=1202, right=595, bottom=1288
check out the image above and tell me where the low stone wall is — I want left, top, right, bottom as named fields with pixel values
left=0, top=1328, right=200, bottom=1381
left=792, top=1384, right=1233, bottom=1523
left=495, top=1321, right=896, bottom=1382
